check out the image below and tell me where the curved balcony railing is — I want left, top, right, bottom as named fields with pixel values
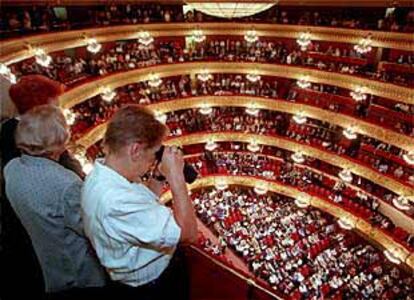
left=72, top=95, right=413, bottom=155
left=74, top=105, right=413, bottom=200
left=182, top=152, right=413, bottom=250
left=56, top=63, right=412, bottom=120
left=160, top=174, right=414, bottom=270
left=54, top=62, right=414, bottom=108
left=1, top=23, right=413, bottom=65
left=181, top=150, right=414, bottom=231
left=10, top=34, right=412, bottom=89
left=155, top=132, right=413, bottom=199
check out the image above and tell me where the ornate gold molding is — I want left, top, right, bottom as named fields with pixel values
left=1, top=23, right=413, bottom=65
left=59, top=63, right=413, bottom=112
left=184, top=151, right=414, bottom=234
left=76, top=123, right=106, bottom=149
left=75, top=95, right=413, bottom=153
left=77, top=130, right=413, bottom=197
left=165, top=132, right=414, bottom=198
left=160, top=175, right=413, bottom=269
left=156, top=96, right=414, bottom=151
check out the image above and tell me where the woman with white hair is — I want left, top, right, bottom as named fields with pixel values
left=3, top=104, right=106, bottom=299
left=1, top=74, right=88, bottom=300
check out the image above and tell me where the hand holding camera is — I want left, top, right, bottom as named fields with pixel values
left=155, top=146, right=198, bottom=184
left=158, top=146, right=185, bottom=180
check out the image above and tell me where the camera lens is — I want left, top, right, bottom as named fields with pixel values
left=155, top=145, right=165, bottom=161
left=153, top=145, right=198, bottom=183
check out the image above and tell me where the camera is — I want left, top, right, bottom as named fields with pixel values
left=154, top=146, right=198, bottom=184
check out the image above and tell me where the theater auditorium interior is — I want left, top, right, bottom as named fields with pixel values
left=0, top=0, right=413, bottom=299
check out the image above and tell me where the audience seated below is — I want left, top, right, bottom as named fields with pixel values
left=190, top=186, right=414, bottom=299
left=189, top=151, right=414, bottom=250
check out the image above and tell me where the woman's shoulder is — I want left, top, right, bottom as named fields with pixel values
left=48, top=160, right=83, bottom=186
left=5, top=155, right=81, bottom=185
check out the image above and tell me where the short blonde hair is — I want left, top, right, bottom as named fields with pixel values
left=104, top=104, right=167, bottom=154
left=15, top=104, right=69, bottom=156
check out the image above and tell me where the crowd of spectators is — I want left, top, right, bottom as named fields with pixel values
left=2, top=4, right=414, bottom=298
left=68, top=72, right=412, bottom=137
left=165, top=106, right=413, bottom=185
left=1, top=4, right=413, bottom=38
left=191, top=186, right=414, bottom=299
left=68, top=74, right=413, bottom=190
left=12, top=35, right=413, bottom=88
left=185, top=151, right=413, bottom=249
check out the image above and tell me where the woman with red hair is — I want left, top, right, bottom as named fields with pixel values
left=2, top=75, right=66, bottom=165
left=1, top=75, right=86, bottom=300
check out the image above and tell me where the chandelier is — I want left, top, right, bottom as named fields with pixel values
left=338, top=169, right=353, bottom=183
left=197, top=69, right=213, bottom=82
left=392, top=195, right=412, bottom=211
left=247, top=140, right=260, bottom=152
left=246, top=72, right=261, bottom=83
left=187, top=2, right=277, bottom=19
left=205, top=140, right=218, bottom=151
left=86, top=38, right=102, bottom=54
left=354, top=36, right=372, bottom=54
left=297, top=78, right=311, bottom=89
left=0, top=63, right=17, bottom=84
left=138, top=31, right=154, bottom=47
left=199, top=105, right=213, bottom=115
left=155, top=112, right=167, bottom=124
left=292, top=112, right=307, bottom=124
left=148, top=73, right=162, bottom=88
left=402, top=151, right=414, bottom=165
left=296, top=32, right=312, bottom=51
left=192, top=29, right=206, bottom=43
left=63, top=109, right=76, bottom=125
left=343, top=127, right=357, bottom=140
left=350, top=86, right=367, bottom=101
left=101, top=87, right=116, bottom=102
left=34, top=48, right=52, bottom=67
left=244, top=29, right=259, bottom=43
left=291, top=152, right=305, bottom=164
left=337, top=218, right=354, bottom=230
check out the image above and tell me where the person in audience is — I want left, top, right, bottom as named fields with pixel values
left=0, top=75, right=85, bottom=300
left=3, top=105, right=107, bottom=299
left=81, top=105, right=198, bottom=300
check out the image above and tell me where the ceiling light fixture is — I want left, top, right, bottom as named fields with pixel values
left=339, top=169, right=353, bottom=183
left=297, top=32, right=312, bottom=51
left=34, top=48, right=52, bottom=67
